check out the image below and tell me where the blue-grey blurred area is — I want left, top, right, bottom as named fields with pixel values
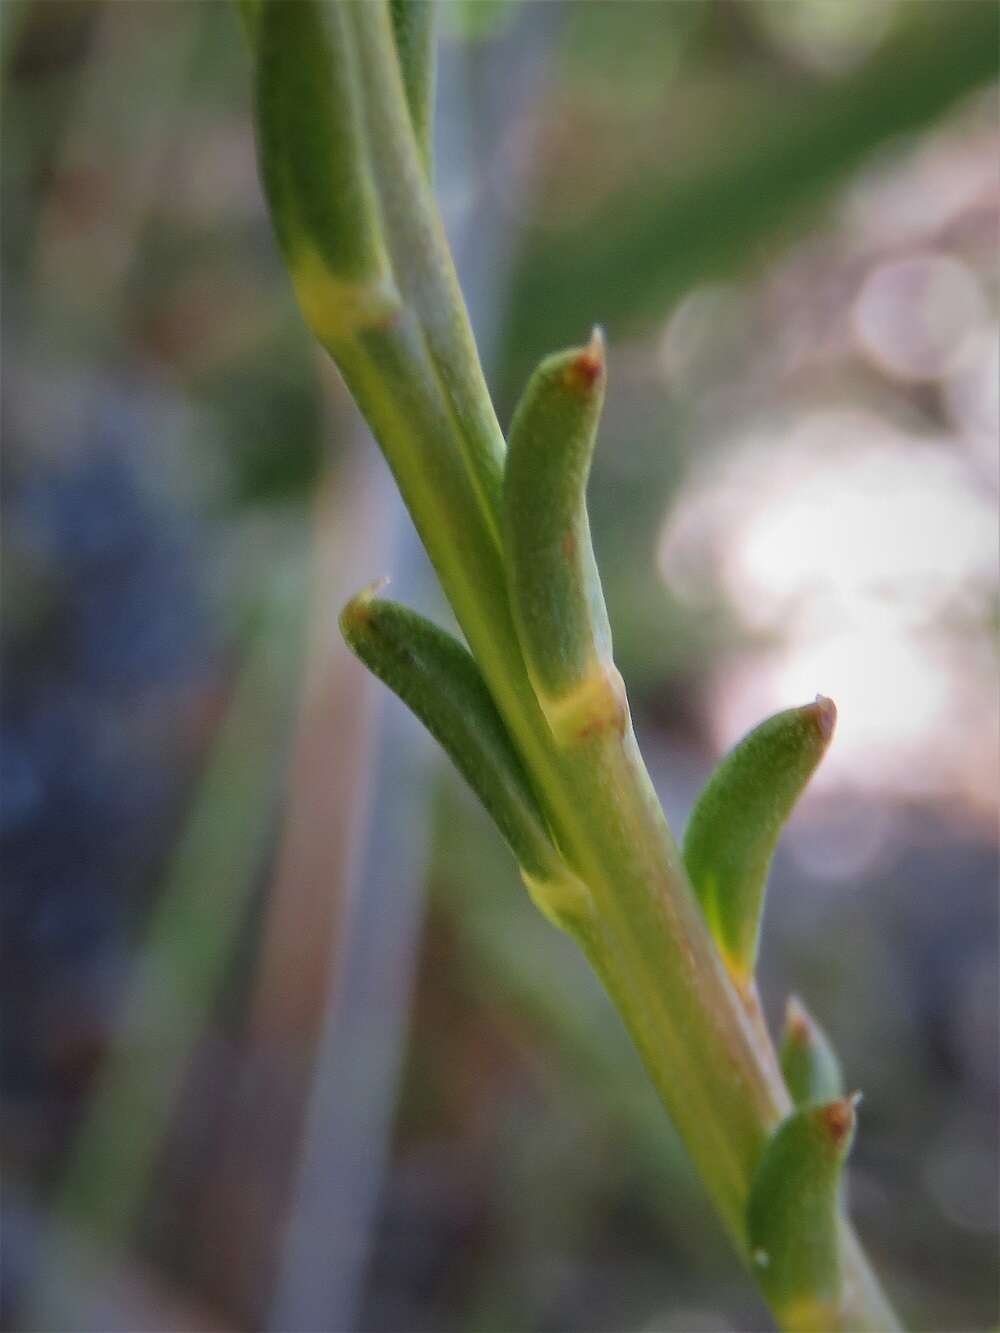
left=1, top=3, right=997, bottom=1331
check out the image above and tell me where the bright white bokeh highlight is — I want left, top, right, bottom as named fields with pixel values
left=658, top=410, right=998, bottom=817
left=852, top=253, right=989, bottom=383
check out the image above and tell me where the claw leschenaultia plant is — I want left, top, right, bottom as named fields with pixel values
left=245, top=3, right=902, bottom=1328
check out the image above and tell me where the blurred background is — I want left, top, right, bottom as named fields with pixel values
left=2, top=2, right=997, bottom=1330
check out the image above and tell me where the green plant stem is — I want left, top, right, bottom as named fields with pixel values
left=271, top=4, right=902, bottom=1326
left=558, top=727, right=783, bottom=1234
left=335, top=292, right=779, bottom=1237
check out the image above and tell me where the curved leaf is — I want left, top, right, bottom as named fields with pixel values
left=747, top=1096, right=858, bottom=1331
left=339, top=588, right=559, bottom=882
left=503, top=329, right=626, bottom=745
left=683, top=697, right=836, bottom=992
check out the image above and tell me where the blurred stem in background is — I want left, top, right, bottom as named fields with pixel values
left=265, top=467, right=436, bottom=1332
left=21, top=553, right=309, bottom=1330
left=187, top=455, right=402, bottom=1327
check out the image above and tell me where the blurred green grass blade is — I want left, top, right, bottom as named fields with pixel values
left=780, top=995, right=844, bottom=1108
left=683, top=698, right=835, bottom=993
left=442, top=0, right=519, bottom=42
left=47, top=565, right=307, bottom=1264
left=747, top=1097, right=859, bottom=1331
left=503, top=1, right=1000, bottom=366
left=0, top=0, right=33, bottom=81
left=339, top=589, right=559, bottom=881
left=235, top=0, right=259, bottom=46
left=390, top=0, right=437, bottom=173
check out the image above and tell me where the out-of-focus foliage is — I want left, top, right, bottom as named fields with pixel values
left=500, top=0, right=998, bottom=385
left=2, top=3, right=996, bottom=1331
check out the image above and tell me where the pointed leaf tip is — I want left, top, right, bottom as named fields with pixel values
left=785, top=994, right=813, bottom=1041
left=339, top=577, right=391, bottom=633
left=564, top=327, right=606, bottom=391
left=683, top=699, right=836, bottom=989
left=780, top=995, right=844, bottom=1106
left=810, top=693, right=837, bottom=742
left=822, top=1092, right=860, bottom=1149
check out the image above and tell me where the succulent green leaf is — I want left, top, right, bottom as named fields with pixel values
left=747, top=1096, right=858, bottom=1331
left=339, top=588, right=559, bottom=882
left=389, top=0, right=436, bottom=174
left=780, top=996, right=844, bottom=1108
left=503, top=330, right=626, bottom=746
left=254, top=0, right=399, bottom=344
left=682, top=697, right=836, bottom=992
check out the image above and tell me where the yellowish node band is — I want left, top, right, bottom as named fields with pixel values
left=291, top=245, right=402, bottom=344
left=539, top=661, right=628, bottom=747
left=520, top=867, right=595, bottom=932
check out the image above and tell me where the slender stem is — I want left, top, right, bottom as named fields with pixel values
left=288, top=5, right=902, bottom=1327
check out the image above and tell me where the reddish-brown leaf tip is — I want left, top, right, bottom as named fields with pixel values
left=808, top=694, right=837, bottom=743
left=785, top=995, right=814, bottom=1046
left=564, top=325, right=606, bottom=392
left=821, top=1092, right=859, bottom=1148
left=340, top=576, right=391, bottom=635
